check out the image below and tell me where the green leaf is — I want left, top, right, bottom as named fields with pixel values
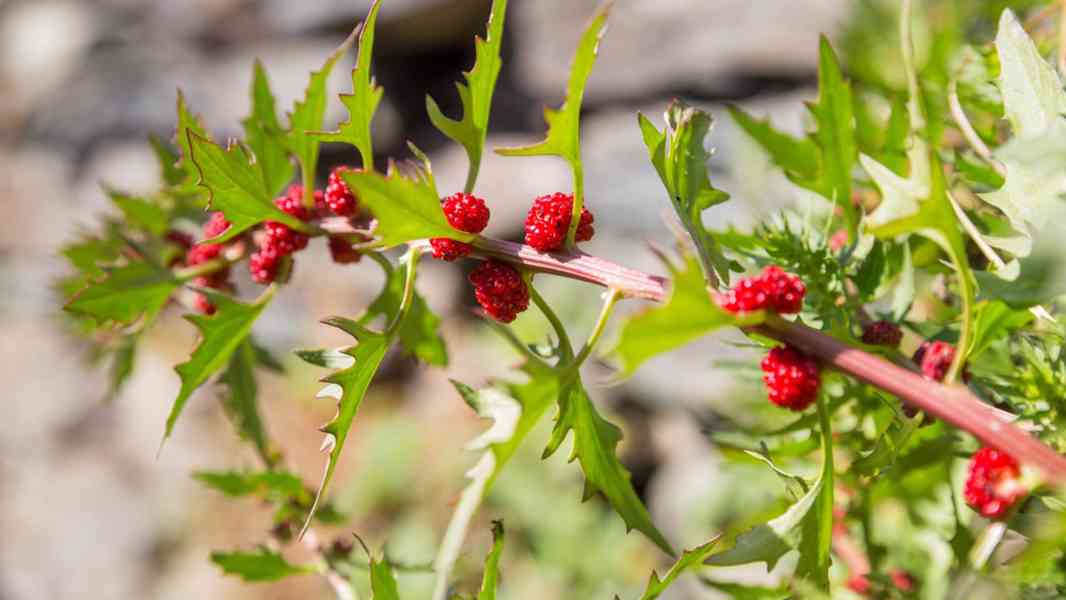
left=218, top=340, right=272, bottom=463
left=369, top=554, right=401, bottom=600
left=968, top=300, right=1034, bottom=359
left=975, top=253, right=1066, bottom=309
left=108, top=189, right=168, bottom=236
left=807, top=36, right=858, bottom=236
left=210, top=548, right=313, bottom=582
left=727, top=106, right=819, bottom=179
left=287, top=25, right=359, bottom=200
left=164, top=286, right=276, bottom=442
left=61, top=235, right=122, bottom=278
left=187, top=133, right=311, bottom=242
left=637, top=537, right=720, bottom=600
left=701, top=582, right=790, bottom=600
left=299, top=316, right=390, bottom=533
left=612, top=253, right=759, bottom=376
left=794, top=396, right=834, bottom=589
left=638, top=101, right=732, bottom=283
left=150, top=134, right=185, bottom=187
left=65, top=261, right=179, bottom=326
left=194, top=470, right=306, bottom=501
left=477, top=521, right=505, bottom=600
left=496, top=3, right=607, bottom=166
left=242, top=61, right=293, bottom=197
left=107, top=336, right=137, bottom=400
left=955, top=150, right=1005, bottom=189
left=543, top=377, right=674, bottom=555
left=341, top=168, right=469, bottom=248
left=175, top=90, right=210, bottom=190
left=427, top=0, right=507, bottom=193
left=994, top=10, right=1066, bottom=140
left=362, top=258, right=447, bottom=366
left=432, top=375, right=556, bottom=600
left=314, top=0, right=383, bottom=169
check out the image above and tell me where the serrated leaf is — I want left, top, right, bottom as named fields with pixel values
left=288, top=25, right=359, bottom=203
left=638, top=101, right=732, bottom=283
left=210, top=548, right=313, bottom=582
left=807, top=36, right=858, bottom=236
left=65, top=261, right=179, bottom=326
left=995, top=10, right=1066, bottom=139
left=432, top=375, right=556, bottom=600
left=164, top=286, right=276, bottom=442
left=314, top=0, right=383, bottom=169
left=427, top=0, right=507, bottom=193
left=968, top=300, right=1033, bottom=359
left=61, top=235, right=122, bottom=278
left=369, top=554, right=401, bottom=600
left=701, top=582, right=790, bottom=599
left=108, top=189, right=168, bottom=236
left=975, top=252, right=1066, bottom=309
left=543, top=377, right=673, bottom=555
left=243, top=61, right=293, bottom=197
left=299, top=316, right=390, bottom=534
left=150, top=134, right=185, bottom=187
left=637, top=537, right=720, bottom=600
left=496, top=3, right=607, bottom=166
left=727, top=106, right=819, bottom=179
left=612, top=253, right=759, bottom=376
left=362, top=258, right=447, bottom=366
left=219, top=340, right=272, bottom=462
left=341, top=168, right=469, bottom=248
left=477, top=521, right=505, bottom=600
left=175, top=90, right=209, bottom=189
left=187, top=133, right=311, bottom=242
left=194, top=470, right=306, bottom=501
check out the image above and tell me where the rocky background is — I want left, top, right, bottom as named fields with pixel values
left=1, top=1, right=849, bottom=598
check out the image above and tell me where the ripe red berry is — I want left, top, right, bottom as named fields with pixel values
left=325, top=167, right=359, bottom=217
left=203, top=211, right=231, bottom=239
left=964, top=447, right=1026, bottom=519
left=165, top=230, right=194, bottom=249
left=249, top=244, right=283, bottom=285
left=193, top=293, right=216, bottom=315
left=185, top=242, right=223, bottom=266
left=263, top=222, right=308, bottom=255
left=912, top=341, right=956, bottom=382
left=862, top=320, right=903, bottom=347
left=719, top=265, right=806, bottom=314
left=328, top=236, right=361, bottom=264
left=275, top=186, right=312, bottom=221
left=430, top=192, right=491, bottom=261
left=890, top=569, right=914, bottom=592
left=468, top=260, right=529, bottom=323
left=523, top=192, right=594, bottom=252
left=190, top=275, right=229, bottom=315
left=846, top=575, right=870, bottom=594
left=760, top=345, right=821, bottom=411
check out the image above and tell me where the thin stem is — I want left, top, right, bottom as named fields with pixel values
left=527, top=279, right=574, bottom=362
left=302, top=160, right=317, bottom=211
left=483, top=317, right=550, bottom=369
left=565, top=161, right=585, bottom=249
left=386, top=248, right=421, bottom=336
left=947, top=79, right=1005, bottom=176
left=571, top=288, right=620, bottom=369
left=946, top=251, right=974, bottom=385
left=463, top=156, right=481, bottom=195
left=813, top=393, right=835, bottom=588
left=901, top=0, right=925, bottom=132
left=969, top=521, right=1008, bottom=571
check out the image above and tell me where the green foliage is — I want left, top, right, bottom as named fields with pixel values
left=194, top=470, right=305, bottom=501
left=477, top=521, right=505, bottom=600
left=218, top=340, right=273, bottom=464
left=361, top=258, right=447, bottom=366
left=243, top=61, right=293, bottom=197
left=613, top=253, right=756, bottom=375
left=314, top=0, right=383, bottom=169
left=543, top=378, right=673, bottom=555
left=638, top=101, right=732, bottom=283
left=634, top=537, right=720, bottom=600
left=369, top=552, right=402, bottom=600
left=165, top=286, right=276, bottom=442
left=65, top=261, right=179, bottom=326
left=427, top=0, right=507, bottom=193
left=342, top=168, right=470, bottom=248
left=211, top=548, right=314, bottom=582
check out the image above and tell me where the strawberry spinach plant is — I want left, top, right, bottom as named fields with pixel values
left=59, top=0, right=1066, bottom=597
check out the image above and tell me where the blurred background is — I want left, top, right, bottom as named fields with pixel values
left=0, top=0, right=979, bottom=598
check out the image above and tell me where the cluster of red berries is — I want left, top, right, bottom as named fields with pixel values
left=760, top=345, right=821, bottom=411
left=912, top=340, right=958, bottom=382
left=846, top=570, right=915, bottom=596
left=964, top=446, right=1027, bottom=519
left=183, top=212, right=234, bottom=315
left=861, top=320, right=902, bottom=347
left=718, top=265, right=806, bottom=314
left=429, top=191, right=597, bottom=322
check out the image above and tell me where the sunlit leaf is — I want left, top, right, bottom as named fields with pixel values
left=65, top=261, right=179, bottom=326
left=210, top=548, right=313, bottom=582
left=243, top=61, right=293, bottom=197
left=108, top=189, right=168, bottom=236
left=636, top=537, right=720, bottom=600
left=362, top=258, right=447, bottom=366
left=477, top=521, right=505, bottom=600
left=341, top=168, right=469, bottom=248
left=218, top=340, right=273, bottom=463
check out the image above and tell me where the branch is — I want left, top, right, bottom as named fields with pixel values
left=318, top=218, right=1066, bottom=484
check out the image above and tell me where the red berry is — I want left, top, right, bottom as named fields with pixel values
left=325, top=167, right=359, bottom=217
left=328, top=236, right=361, bottom=264
left=191, top=275, right=228, bottom=315
left=249, top=244, right=283, bottom=285
left=263, top=222, right=308, bottom=255
left=468, top=260, right=529, bottom=323
left=523, top=192, right=594, bottom=252
left=890, top=569, right=914, bottom=592
left=165, top=230, right=194, bottom=249
left=912, top=341, right=956, bottom=382
left=862, top=320, right=903, bottom=347
left=846, top=575, right=870, bottom=594
left=718, top=265, right=806, bottom=314
left=203, top=212, right=231, bottom=239
left=760, top=345, right=820, bottom=411
left=185, top=243, right=223, bottom=266
left=964, top=447, right=1026, bottom=519
left=430, top=192, right=491, bottom=261
left=275, top=186, right=311, bottom=221
left=193, top=293, right=216, bottom=315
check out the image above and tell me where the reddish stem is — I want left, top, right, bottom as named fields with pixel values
left=320, top=220, right=1066, bottom=484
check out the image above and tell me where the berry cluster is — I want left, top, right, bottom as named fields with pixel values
left=912, top=340, right=956, bottom=382
left=430, top=193, right=490, bottom=261
left=468, top=260, right=529, bottom=323
left=524, top=192, right=594, bottom=252
left=719, top=265, right=806, bottom=314
left=760, top=345, right=821, bottom=411
left=964, top=447, right=1027, bottom=519
left=861, top=320, right=902, bottom=347
left=325, top=167, right=359, bottom=217
left=185, top=212, right=234, bottom=314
